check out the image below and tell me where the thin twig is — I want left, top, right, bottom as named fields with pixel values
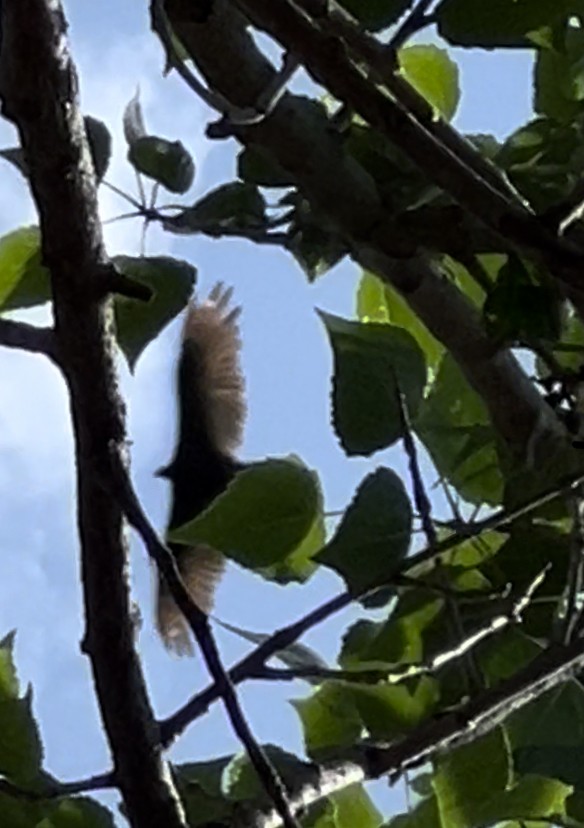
left=253, top=567, right=546, bottom=686
left=245, top=623, right=584, bottom=826
left=0, top=771, right=115, bottom=802
left=0, top=319, right=58, bottom=362
left=159, top=591, right=351, bottom=746
left=95, top=263, right=153, bottom=302
left=394, top=572, right=509, bottom=604
left=387, top=0, right=437, bottom=52
left=559, top=484, right=584, bottom=643
left=396, top=381, right=482, bottom=688
left=102, top=180, right=144, bottom=210
left=395, top=382, right=436, bottom=548
left=105, top=449, right=300, bottom=828
left=541, top=177, right=584, bottom=235
left=437, top=477, right=464, bottom=526
left=102, top=211, right=146, bottom=225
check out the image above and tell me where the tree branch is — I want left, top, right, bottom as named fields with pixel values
left=235, top=0, right=584, bottom=289
left=0, top=318, right=58, bottom=361
left=158, top=0, right=565, bottom=459
left=6, top=583, right=582, bottom=828
left=160, top=468, right=584, bottom=746
left=0, top=771, right=115, bottom=802
left=293, top=0, right=521, bottom=207
left=229, top=628, right=584, bottom=827
left=387, top=0, right=438, bottom=50
left=558, top=484, right=584, bottom=643
left=250, top=566, right=546, bottom=685
left=0, top=3, right=186, bottom=826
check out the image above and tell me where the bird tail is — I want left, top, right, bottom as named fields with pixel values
left=156, top=545, right=226, bottom=656
left=156, top=284, right=244, bottom=655
left=181, top=282, right=246, bottom=457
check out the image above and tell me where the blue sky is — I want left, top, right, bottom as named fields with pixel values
left=0, top=1, right=534, bottom=821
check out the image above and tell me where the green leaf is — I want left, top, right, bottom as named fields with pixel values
left=515, top=745, right=584, bottom=789
left=223, top=745, right=317, bottom=805
left=350, top=676, right=439, bottom=739
left=40, top=797, right=116, bottom=827
left=216, top=618, right=328, bottom=683
left=478, top=629, right=541, bottom=686
left=164, top=182, right=267, bottom=233
left=288, top=219, right=347, bottom=282
left=237, top=146, right=295, bottom=186
left=0, top=227, right=51, bottom=313
left=433, top=730, right=512, bottom=828
left=113, top=255, right=196, bottom=370
left=0, top=632, right=43, bottom=786
left=385, top=795, right=441, bottom=828
left=478, top=776, right=570, bottom=826
left=174, top=756, right=236, bottom=827
left=261, top=508, right=326, bottom=584
left=84, top=116, right=112, bottom=182
left=546, top=309, right=584, bottom=373
left=433, top=687, right=573, bottom=825
left=481, top=525, right=570, bottom=638
left=128, top=136, right=194, bottom=194
left=436, top=0, right=576, bottom=48
left=317, top=468, right=412, bottom=595
left=123, top=90, right=146, bottom=145
left=398, top=45, right=460, bottom=121
left=415, top=353, right=504, bottom=506
left=346, top=124, right=438, bottom=213
left=535, top=26, right=584, bottom=123
left=509, top=681, right=584, bottom=751
left=340, top=592, right=443, bottom=669
left=496, top=117, right=582, bottom=212
left=357, top=271, right=444, bottom=374
left=337, top=0, right=413, bottom=32
left=292, top=682, right=363, bottom=758
left=171, top=458, right=323, bottom=573
left=443, top=254, right=493, bottom=308
left=356, top=271, right=391, bottom=324
left=320, top=311, right=427, bottom=456
left=326, top=785, right=383, bottom=828
left=483, top=256, right=562, bottom=344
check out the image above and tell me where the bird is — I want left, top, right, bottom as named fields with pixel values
left=155, top=283, right=246, bottom=655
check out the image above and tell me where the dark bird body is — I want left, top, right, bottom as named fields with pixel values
left=156, top=285, right=245, bottom=655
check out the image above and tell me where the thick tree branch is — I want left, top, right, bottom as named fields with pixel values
left=0, top=3, right=186, bottom=826
left=234, top=0, right=584, bottom=290
left=288, top=0, right=584, bottom=323
left=158, top=0, right=565, bottom=459
left=294, top=0, right=522, bottom=208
